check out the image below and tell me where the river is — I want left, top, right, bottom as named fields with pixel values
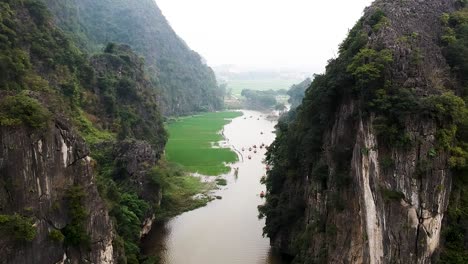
left=142, top=110, right=286, bottom=264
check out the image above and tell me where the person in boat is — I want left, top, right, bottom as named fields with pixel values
left=260, top=191, right=265, bottom=198
left=248, top=155, right=252, bottom=159
left=242, top=147, right=245, bottom=151
left=254, top=150, right=257, bottom=153
left=249, top=147, right=252, bottom=151
left=253, top=145, right=257, bottom=148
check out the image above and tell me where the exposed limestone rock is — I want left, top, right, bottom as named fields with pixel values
left=0, top=117, right=115, bottom=264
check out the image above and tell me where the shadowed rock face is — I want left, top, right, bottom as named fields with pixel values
left=0, top=116, right=115, bottom=264
left=264, top=1, right=461, bottom=263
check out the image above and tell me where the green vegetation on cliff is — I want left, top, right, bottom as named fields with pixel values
left=439, top=5, right=468, bottom=263
left=0, top=214, right=36, bottom=242
left=0, top=1, right=168, bottom=263
left=260, top=5, right=468, bottom=263
left=41, top=0, right=224, bottom=115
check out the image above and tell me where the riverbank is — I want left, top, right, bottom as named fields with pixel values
left=142, top=110, right=285, bottom=264
left=148, top=160, right=215, bottom=222
left=152, top=111, right=244, bottom=220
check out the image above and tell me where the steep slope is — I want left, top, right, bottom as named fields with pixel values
left=0, top=1, right=167, bottom=263
left=287, top=78, right=312, bottom=109
left=42, top=0, right=224, bottom=115
left=260, top=0, right=468, bottom=263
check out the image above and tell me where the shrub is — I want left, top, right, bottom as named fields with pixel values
left=62, top=186, right=90, bottom=247
left=49, top=229, right=64, bottom=242
left=0, top=214, right=36, bottom=242
left=0, top=94, right=51, bottom=128
left=347, top=48, right=393, bottom=85
left=422, top=92, right=466, bottom=124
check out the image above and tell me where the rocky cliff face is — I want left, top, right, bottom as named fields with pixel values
left=0, top=114, right=114, bottom=264
left=0, top=2, right=167, bottom=263
left=261, top=1, right=466, bottom=263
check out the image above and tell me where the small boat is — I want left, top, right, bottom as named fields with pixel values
left=260, top=191, right=265, bottom=198
left=253, top=145, right=257, bottom=148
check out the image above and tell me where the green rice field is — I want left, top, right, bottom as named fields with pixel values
left=165, top=111, right=243, bottom=176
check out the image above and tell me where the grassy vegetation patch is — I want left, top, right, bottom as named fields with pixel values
left=149, top=162, right=212, bottom=220
left=165, top=111, right=242, bottom=176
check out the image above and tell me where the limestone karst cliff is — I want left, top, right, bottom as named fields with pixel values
left=260, top=0, right=468, bottom=263
left=0, top=1, right=167, bottom=263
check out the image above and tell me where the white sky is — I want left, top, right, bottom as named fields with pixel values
left=156, top=0, right=374, bottom=74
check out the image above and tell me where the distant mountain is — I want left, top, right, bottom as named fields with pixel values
left=42, top=0, right=224, bottom=115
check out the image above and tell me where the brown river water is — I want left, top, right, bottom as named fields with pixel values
left=142, top=110, right=287, bottom=264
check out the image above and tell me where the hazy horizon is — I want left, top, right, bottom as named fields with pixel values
left=157, top=0, right=374, bottom=74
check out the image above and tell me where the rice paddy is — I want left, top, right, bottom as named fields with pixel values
left=165, top=111, right=243, bottom=176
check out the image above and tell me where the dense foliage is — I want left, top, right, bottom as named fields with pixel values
left=439, top=5, right=468, bottom=263
left=241, top=89, right=279, bottom=110
left=41, top=0, right=224, bottom=115
left=88, top=43, right=167, bottom=147
left=0, top=93, right=51, bottom=128
left=62, top=186, right=90, bottom=247
left=0, top=214, right=36, bottom=242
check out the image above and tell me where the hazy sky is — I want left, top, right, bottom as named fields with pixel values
left=157, top=0, right=374, bottom=74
